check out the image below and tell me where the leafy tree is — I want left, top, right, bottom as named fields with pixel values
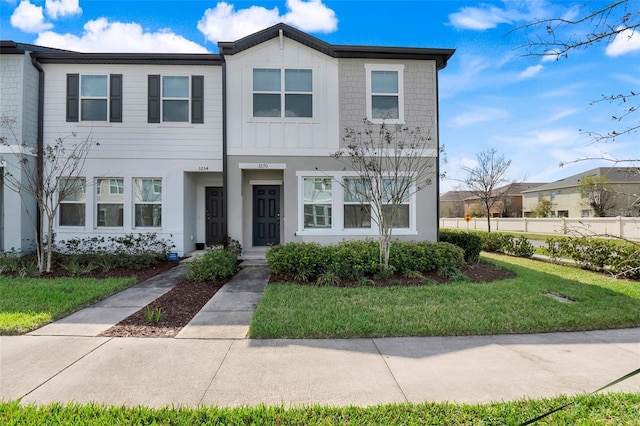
left=579, top=175, right=617, bottom=217
left=459, top=149, right=515, bottom=232
left=333, top=120, right=438, bottom=271
left=518, top=0, right=639, bottom=167
left=0, top=115, right=98, bottom=273
left=532, top=198, right=554, bottom=218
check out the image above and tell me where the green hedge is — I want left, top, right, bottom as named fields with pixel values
left=187, top=248, right=238, bottom=282
left=266, top=240, right=465, bottom=282
left=544, top=237, right=640, bottom=279
left=439, top=230, right=482, bottom=263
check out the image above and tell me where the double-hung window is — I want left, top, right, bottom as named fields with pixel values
left=253, top=68, right=313, bottom=118
left=59, top=178, right=86, bottom=226
left=148, top=75, right=204, bottom=124
left=303, top=178, right=332, bottom=228
left=343, top=178, right=372, bottom=229
left=66, top=74, right=122, bottom=122
left=134, top=178, right=162, bottom=227
left=365, top=64, right=404, bottom=123
left=96, top=178, right=124, bottom=227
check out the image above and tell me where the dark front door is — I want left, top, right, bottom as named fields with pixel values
left=205, top=187, right=225, bottom=245
left=253, top=185, right=280, bottom=246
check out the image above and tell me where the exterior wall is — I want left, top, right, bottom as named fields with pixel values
left=225, top=37, right=340, bottom=157
left=338, top=58, right=438, bottom=152
left=0, top=52, right=39, bottom=252
left=41, top=62, right=223, bottom=255
left=227, top=155, right=437, bottom=250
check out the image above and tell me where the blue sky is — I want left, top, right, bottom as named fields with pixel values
left=2, top=0, right=639, bottom=192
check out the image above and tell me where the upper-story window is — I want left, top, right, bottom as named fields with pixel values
left=148, top=75, right=204, bottom=124
left=66, top=74, right=122, bottom=123
left=365, top=64, right=404, bottom=124
left=253, top=68, right=313, bottom=118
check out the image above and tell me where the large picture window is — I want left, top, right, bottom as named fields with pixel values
left=365, top=64, right=404, bottom=123
left=80, top=75, right=108, bottom=121
left=96, top=178, right=124, bottom=227
left=59, top=178, right=86, bottom=226
left=134, top=178, right=162, bottom=227
left=303, top=178, right=332, bottom=229
left=382, top=178, right=410, bottom=228
left=253, top=68, right=312, bottom=118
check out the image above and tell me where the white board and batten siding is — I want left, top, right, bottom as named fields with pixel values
left=225, top=37, right=341, bottom=157
left=41, top=63, right=224, bottom=255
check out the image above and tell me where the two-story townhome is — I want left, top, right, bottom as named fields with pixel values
left=1, top=23, right=454, bottom=256
left=222, top=24, right=454, bottom=255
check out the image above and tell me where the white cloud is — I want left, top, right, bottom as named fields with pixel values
left=10, top=0, right=53, bottom=33
left=547, top=108, right=580, bottom=123
left=518, top=64, right=544, bottom=79
left=45, top=0, right=81, bottom=19
left=198, top=0, right=337, bottom=43
left=35, top=18, right=209, bottom=53
left=451, top=106, right=510, bottom=127
left=448, top=5, right=512, bottom=31
left=606, top=28, right=640, bottom=57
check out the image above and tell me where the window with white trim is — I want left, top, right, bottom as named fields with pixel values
left=253, top=68, right=313, bottom=118
left=134, top=178, right=162, bottom=227
left=382, top=177, right=410, bottom=228
left=59, top=178, right=86, bottom=226
left=81, top=75, right=108, bottom=121
left=162, top=76, right=189, bottom=122
left=303, top=177, right=332, bottom=229
left=365, top=64, right=404, bottom=123
left=343, top=178, right=372, bottom=229
left=96, top=178, right=124, bottom=227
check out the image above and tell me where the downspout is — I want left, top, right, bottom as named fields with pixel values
left=221, top=59, right=228, bottom=240
left=435, top=66, right=441, bottom=242
left=30, top=54, right=44, bottom=251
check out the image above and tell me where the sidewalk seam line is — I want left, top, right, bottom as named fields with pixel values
left=198, top=339, right=234, bottom=406
left=19, top=337, right=114, bottom=401
left=372, top=338, right=409, bottom=403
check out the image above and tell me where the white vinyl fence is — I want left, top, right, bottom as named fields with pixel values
left=440, top=217, right=640, bottom=241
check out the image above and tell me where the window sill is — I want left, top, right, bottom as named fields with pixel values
left=367, top=118, right=405, bottom=125
left=296, top=229, right=418, bottom=237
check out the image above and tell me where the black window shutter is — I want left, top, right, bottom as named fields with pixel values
left=110, top=74, right=123, bottom=123
left=66, top=74, right=79, bottom=122
left=148, top=75, right=160, bottom=123
left=191, top=75, right=204, bottom=124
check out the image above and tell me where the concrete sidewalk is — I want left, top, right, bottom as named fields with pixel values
left=1, top=329, right=638, bottom=408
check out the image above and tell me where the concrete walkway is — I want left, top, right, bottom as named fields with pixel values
left=2, top=261, right=638, bottom=408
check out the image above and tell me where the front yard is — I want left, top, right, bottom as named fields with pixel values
left=249, top=253, right=640, bottom=339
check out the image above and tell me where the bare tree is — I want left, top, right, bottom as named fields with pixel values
left=333, top=120, right=438, bottom=271
left=517, top=0, right=639, bottom=163
left=0, top=115, right=97, bottom=273
left=459, top=149, right=514, bottom=232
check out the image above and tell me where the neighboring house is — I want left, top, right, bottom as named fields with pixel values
left=0, top=23, right=454, bottom=256
left=522, top=167, right=640, bottom=218
left=461, top=183, right=546, bottom=218
left=439, top=190, right=474, bottom=218
left=0, top=41, right=69, bottom=253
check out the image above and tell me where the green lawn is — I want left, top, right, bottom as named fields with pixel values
left=2, top=393, right=639, bottom=425
left=249, top=253, right=640, bottom=339
left=0, top=276, right=136, bottom=334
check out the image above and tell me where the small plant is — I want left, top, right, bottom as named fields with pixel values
left=403, top=270, right=424, bottom=279
left=144, top=306, right=164, bottom=324
left=356, top=277, right=375, bottom=287
left=187, top=248, right=238, bottom=282
left=316, top=270, right=341, bottom=286
left=375, top=266, right=395, bottom=280
left=60, top=257, right=97, bottom=276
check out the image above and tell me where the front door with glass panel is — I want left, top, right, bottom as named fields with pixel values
left=253, top=185, right=280, bottom=246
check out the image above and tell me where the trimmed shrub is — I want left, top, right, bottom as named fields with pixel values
left=439, top=230, right=482, bottom=263
left=331, top=240, right=380, bottom=279
left=503, top=235, right=534, bottom=258
left=429, top=242, right=465, bottom=278
left=389, top=241, right=434, bottom=273
left=187, top=248, right=237, bottom=282
left=266, top=242, right=331, bottom=282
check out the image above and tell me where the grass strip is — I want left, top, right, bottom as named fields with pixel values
left=1, top=393, right=639, bottom=425
left=250, top=253, right=640, bottom=339
left=0, top=276, right=136, bottom=334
